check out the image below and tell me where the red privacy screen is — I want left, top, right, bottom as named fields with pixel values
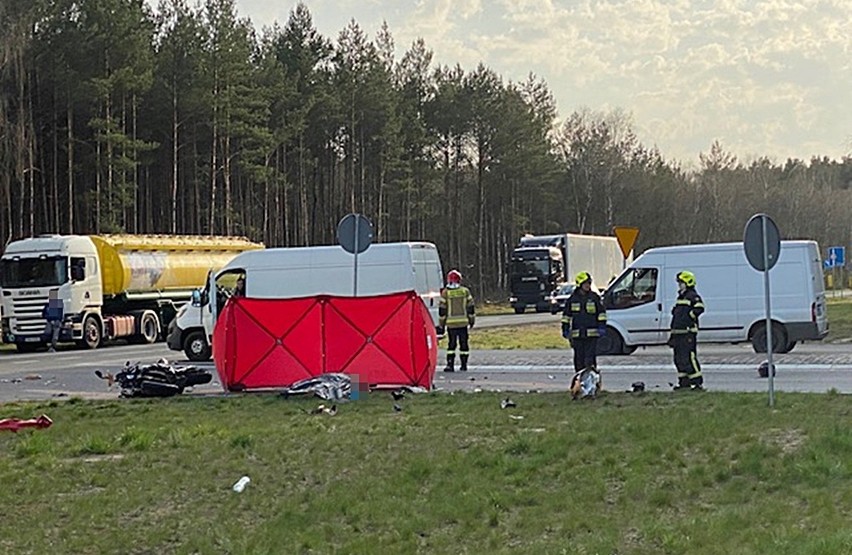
left=212, top=291, right=438, bottom=391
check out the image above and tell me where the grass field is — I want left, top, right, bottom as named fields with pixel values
left=1, top=392, right=850, bottom=554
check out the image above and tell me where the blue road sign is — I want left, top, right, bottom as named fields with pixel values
left=828, top=246, right=845, bottom=268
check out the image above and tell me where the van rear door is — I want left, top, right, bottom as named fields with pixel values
left=809, top=243, right=828, bottom=336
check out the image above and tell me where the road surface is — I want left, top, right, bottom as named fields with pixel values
left=2, top=338, right=851, bottom=403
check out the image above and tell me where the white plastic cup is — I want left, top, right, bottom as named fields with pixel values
left=232, top=476, right=250, bottom=493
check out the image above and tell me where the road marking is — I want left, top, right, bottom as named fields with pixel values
left=468, top=364, right=852, bottom=372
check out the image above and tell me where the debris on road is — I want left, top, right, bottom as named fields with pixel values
left=500, top=397, right=517, bottom=409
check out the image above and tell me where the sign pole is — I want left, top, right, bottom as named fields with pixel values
left=761, top=216, right=775, bottom=407
left=353, top=217, right=360, bottom=296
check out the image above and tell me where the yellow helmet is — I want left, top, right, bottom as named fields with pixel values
left=575, top=271, right=592, bottom=286
left=677, top=270, right=696, bottom=288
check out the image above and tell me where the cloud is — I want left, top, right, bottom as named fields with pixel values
left=151, top=0, right=852, bottom=162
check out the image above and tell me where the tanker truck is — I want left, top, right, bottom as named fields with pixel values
left=0, top=234, right=262, bottom=352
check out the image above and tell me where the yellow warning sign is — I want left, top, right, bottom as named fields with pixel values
left=613, top=227, right=640, bottom=259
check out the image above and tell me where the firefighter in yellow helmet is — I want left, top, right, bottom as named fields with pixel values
left=438, top=270, right=475, bottom=372
left=669, top=270, right=705, bottom=390
left=561, top=271, right=607, bottom=374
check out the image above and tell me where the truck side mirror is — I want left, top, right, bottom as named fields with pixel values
left=191, top=289, right=202, bottom=307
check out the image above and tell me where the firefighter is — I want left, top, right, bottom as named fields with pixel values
left=669, top=270, right=705, bottom=390
left=438, top=270, right=475, bottom=372
left=561, top=272, right=607, bottom=374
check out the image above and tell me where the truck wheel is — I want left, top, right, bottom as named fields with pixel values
left=751, top=322, right=787, bottom=353
left=78, top=315, right=102, bottom=349
left=138, top=312, right=159, bottom=344
left=780, top=341, right=796, bottom=353
left=596, top=327, right=627, bottom=356
left=183, top=331, right=211, bottom=361
left=513, top=306, right=525, bottom=314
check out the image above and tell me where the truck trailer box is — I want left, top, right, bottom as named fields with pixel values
left=598, top=240, right=828, bottom=355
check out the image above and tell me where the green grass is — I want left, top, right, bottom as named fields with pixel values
left=826, top=297, right=852, bottom=341
left=1, top=393, right=850, bottom=554
left=450, top=323, right=565, bottom=350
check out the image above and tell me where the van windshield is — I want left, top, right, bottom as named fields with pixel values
left=0, top=256, right=68, bottom=288
left=607, top=267, right=657, bottom=309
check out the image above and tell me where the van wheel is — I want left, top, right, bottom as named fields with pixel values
left=184, top=330, right=211, bottom=361
left=780, top=341, right=796, bottom=354
left=513, top=306, right=525, bottom=314
left=751, top=322, right=787, bottom=353
left=597, top=328, right=626, bottom=355
left=78, top=315, right=102, bottom=349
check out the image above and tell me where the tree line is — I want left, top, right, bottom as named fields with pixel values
left=2, top=0, right=851, bottom=297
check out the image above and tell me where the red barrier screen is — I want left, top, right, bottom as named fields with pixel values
left=212, top=291, right=437, bottom=391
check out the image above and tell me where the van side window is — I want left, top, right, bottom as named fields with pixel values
left=607, top=268, right=658, bottom=309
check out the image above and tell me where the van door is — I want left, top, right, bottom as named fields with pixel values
left=412, top=246, right=443, bottom=326
left=603, top=266, right=664, bottom=346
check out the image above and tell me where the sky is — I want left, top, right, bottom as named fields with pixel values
left=165, top=0, right=852, bottom=166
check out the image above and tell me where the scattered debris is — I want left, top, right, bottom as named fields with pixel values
left=24, top=374, right=42, bottom=381
left=570, top=368, right=601, bottom=400
left=232, top=476, right=251, bottom=493
left=547, top=374, right=556, bottom=380
left=94, top=370, right=115, bottom=387
left=0, top=414, right=53, bottom=433
left=508, top=415, right=525, bottom=421
left=11, top=378, right=22, bottom=384
left=391, top=390, right=405, bottom=401
left=473, top=387, right=483, bottom=393
left=500, top=397, right=517, bottom=409
left=393, top=403, right=403, bottom=413
left=630, top=381, right=646, bottom=393
left=758, top=361, right=776, bottom=378
left=52, top=393, right=68, bottom=398
left=311, top=404, right=337, bottom=416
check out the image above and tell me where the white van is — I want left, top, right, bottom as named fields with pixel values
left=167, top=242, right=444, bottom=360
left=597, top=241, right=828, bottom=355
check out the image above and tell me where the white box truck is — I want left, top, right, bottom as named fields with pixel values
left=0, top=234, right=262, bottom=352
left=509, top=233, right=625, bottom=313
left=167, top=242, right=444, bottom=361
left=597, top=240, right=828, bottom=355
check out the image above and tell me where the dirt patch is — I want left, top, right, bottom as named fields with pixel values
left=761, top=428, right=806, bottom=455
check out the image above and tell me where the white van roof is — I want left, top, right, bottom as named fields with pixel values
left=640, top=240, right=815, bottom=256
left=221, top=242, right=438, bottom=272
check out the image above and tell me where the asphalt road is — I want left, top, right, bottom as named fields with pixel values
left=2, top=333, right=851, bottom=402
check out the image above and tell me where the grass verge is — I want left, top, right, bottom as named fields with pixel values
left=0, top=393, right=850, bottom=554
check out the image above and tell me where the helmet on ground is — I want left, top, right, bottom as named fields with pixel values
left=676, top=270, right=696, bottom=288
left=447, top=270, right=462, bottom=284
left=575, top=271, right=592, bottom=286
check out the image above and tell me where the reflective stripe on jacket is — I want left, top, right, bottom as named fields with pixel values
left=561, top=289, right=606, bottom=338
left=670, top=288, right=704, bottom=334
left=439, top=286, right=475, bottom=329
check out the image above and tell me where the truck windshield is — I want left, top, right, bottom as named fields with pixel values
left=0, top=256, right=68, bottom=288
left=511, top=258, right=550, bottom=277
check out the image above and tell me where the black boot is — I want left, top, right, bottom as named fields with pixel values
left=673, top=377, right=690, bottom=390
left=459, top=354, right=469, bottom=372
left=444, top=354, right=455, bottom=372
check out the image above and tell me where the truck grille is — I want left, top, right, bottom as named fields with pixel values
left=8, top=295, right=49, bottom=334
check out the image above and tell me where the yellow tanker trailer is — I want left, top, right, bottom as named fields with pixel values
left=0, top=234, right=262, bottom=352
